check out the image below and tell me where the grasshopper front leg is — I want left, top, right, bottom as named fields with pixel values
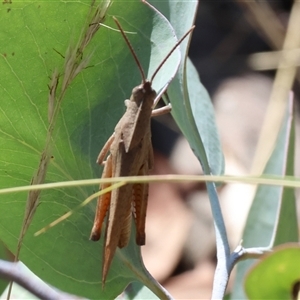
left=151, top=103, right=171, bottom=117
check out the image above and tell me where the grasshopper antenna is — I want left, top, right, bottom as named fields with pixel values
left=113, top=17, right=146, bottom=84
left=150, top=26, right=195, bottom=83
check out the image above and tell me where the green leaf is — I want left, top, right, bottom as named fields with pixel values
left=186, top=58, right=224, bottom=176
left=245, top=244, right=300, bottom=299
left=231, top=98, right=299, bottom=299
left=0, top=1, right=195, bottom=298
left=152, top=0, right=224, bottom=176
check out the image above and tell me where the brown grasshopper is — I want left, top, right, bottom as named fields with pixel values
left=90, top=17, right=194, bottom=285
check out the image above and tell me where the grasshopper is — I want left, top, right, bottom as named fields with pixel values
left=90, top=17, right=194, bottom=285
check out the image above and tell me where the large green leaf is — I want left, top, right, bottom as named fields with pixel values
left=0, top=1, right=195, bottom=298
left=0, top=241, right=10, bottom=295
left=231, top=99, right=298, bottom=299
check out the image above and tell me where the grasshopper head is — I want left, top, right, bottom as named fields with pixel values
left=130, top=81, right=157, bottom=106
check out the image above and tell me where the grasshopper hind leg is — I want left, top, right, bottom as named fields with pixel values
left=132, top=162, right=150, bottom=246
left=90, top=154, right=113, bottom=241
left=118, top=203, right=132, bottom=248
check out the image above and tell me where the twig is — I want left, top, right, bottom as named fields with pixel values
left=229, top=244, right=272, bottom=267
left=0, top=260, right=88, bottom=300
left=251, top=1, right=300, bottom=174
left=236, top=0, right=285, bottom=49
left=206, top=182, right=231, bottom=299
left=236, top=0, right=300, bottom=97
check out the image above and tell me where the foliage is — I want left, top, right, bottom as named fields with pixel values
left=0, top=0, right=299, bottom=299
